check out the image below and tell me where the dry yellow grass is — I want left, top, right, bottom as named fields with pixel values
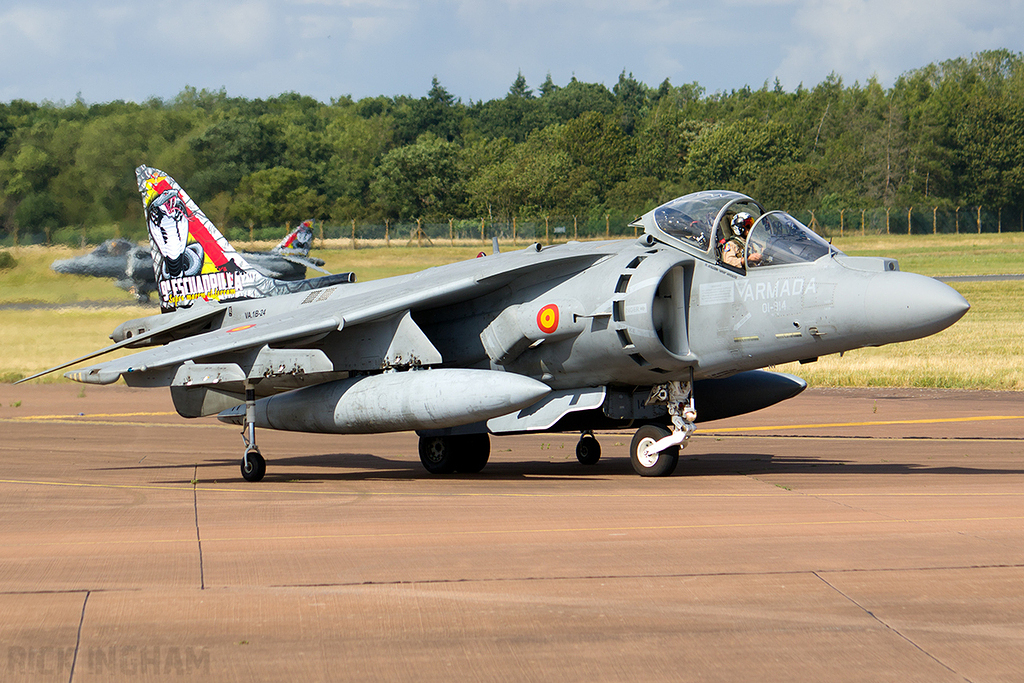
left=0, top=308, right=137, bottom=383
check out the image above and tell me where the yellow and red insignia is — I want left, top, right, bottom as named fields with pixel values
left=226, top=324, right=256, bottom=333
left=537, top=304, right=559, bottom=334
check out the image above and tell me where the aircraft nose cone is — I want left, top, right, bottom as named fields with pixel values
left=866, top=272, right=970, bottom=342
left=51, top=259, right=74, bottom=274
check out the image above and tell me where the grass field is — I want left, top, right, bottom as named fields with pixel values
left=1, top=235, right=1021, bottom=388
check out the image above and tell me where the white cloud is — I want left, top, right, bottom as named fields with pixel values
left=776, top=0, right=1024, bottom=88
left=2, top=0, right=1024, bottom=103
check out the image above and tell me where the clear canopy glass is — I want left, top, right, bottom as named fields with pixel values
left=746, top=211, right=838, bottom=267
left=653, top=191, right=757, bottom=252
left=649, top=191, right=838, bottom=268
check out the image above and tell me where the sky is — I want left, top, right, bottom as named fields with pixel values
left=2, top=0, right=1023, bottom=105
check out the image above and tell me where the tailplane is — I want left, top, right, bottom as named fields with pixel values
left=137, top=166, right=352, bottom=312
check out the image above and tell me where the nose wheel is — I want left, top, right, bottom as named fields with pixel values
left=630, top=425, right=679, bottom=476
left=631, top=379, right=697, bottom=477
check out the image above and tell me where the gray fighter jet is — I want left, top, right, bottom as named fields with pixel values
left=50, top=238, right=157, bottom=301
left=22, top=167, right=970, bottom=481
left=51, top=221, right=330, bottom=303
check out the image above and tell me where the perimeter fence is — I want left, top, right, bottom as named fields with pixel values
left=4, top=206, right=1024, bottom=248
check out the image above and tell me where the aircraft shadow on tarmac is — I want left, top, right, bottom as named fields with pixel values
left=100, top=451, right=1024, bottom=485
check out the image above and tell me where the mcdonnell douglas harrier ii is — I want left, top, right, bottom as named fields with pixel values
left=21, top=166, right=970, bottom=481
left=51, top=220, right=333, bottom=303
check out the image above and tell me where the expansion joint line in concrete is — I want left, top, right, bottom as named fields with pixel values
left=193, top=465, right=205, bottom=591
left=811, top=572, right=973, bottom=683
left=68, top=590, right=89, bottom=683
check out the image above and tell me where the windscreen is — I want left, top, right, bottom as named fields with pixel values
left=746, top=212, right=839, bottom=266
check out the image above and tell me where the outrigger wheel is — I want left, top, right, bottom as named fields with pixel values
left=576, top=433, right=601, bottom=465
left=239, top=383, right=266, bottom=482
left=241, top=448, right=266, bottom=482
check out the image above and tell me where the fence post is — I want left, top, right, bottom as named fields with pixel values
left=933, top=206, right=937, bottom=235
left=481, top=218, right=485, bottom=244
left=351, top=219, right=356, bottom=250
left=861, top=209, right=865, bottom=236
left=907, top=207, right=912, bottom=235
left=977, top=206, right=982, bottom=234
left=885, top=208, right=890, bottom=235
left=449, top=218, right=453, bottom=247
left=385, top=219, right=390, bottom=247
left=605, top=213, right=610, bottom=239
left=955, top=206, right=960, bottom=234
left=573, top=215, right=578, bottom=240
left=998, top=207, right=1002, bottom=234
left=545, top=216, right=550, bottom=245
left=417, top=218, right=423, bottom=247
left=840, top=209, right=845, bottom=237
left=513, top=216, right=517, bottom=246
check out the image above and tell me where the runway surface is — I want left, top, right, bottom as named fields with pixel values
left=1, top=383, right=1022, bottom=682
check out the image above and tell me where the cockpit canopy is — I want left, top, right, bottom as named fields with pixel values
left=634, top=191, right=839, bottom=269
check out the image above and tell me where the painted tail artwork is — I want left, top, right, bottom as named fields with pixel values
left=137, top=166, right=353, bottom=312
left=271, top=219, right=315, bottom=256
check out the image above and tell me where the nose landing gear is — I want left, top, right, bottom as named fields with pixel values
left=630, top=379, right=697, bottom=477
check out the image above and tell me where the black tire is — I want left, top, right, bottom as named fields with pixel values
left=629, top=425, right=678, bottom=477
left=418, top=436, right=457, bottom=474
left=454, top=433, right=490, bottom=473
left=419, top=434, right=490, bottom=474
left=576, top=435, right=601, bottom=465
left=241, top=449, right=266, bottom=482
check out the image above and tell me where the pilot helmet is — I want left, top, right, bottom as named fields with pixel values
left=731, top=212, right=753, bottom=237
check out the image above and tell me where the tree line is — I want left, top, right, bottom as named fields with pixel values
left=2, top=49, right=1024, bottom=243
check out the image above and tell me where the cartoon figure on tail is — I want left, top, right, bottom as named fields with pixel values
left=272, top=219, right=315, bottom=256
left=137, top=166, right=353, bottom=312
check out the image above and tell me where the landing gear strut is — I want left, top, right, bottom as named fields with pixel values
left=630, top=379, right=697, bottom=477
left=240, top=383, right=266, bottom=482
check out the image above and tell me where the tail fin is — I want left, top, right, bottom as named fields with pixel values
left=271, top=219, right=314, bottom=256
left=137, top=166, right=351, bottom=312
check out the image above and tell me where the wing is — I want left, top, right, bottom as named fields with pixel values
left=61, top=243, right=607, bottom=388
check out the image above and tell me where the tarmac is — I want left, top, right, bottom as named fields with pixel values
left=0, top=383, right=1021, bottom=682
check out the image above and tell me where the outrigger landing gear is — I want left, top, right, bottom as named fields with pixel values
left=576, top=431, right=601, bottom=465
left=630, top=379, right=697, bottom=477
left=240, top=384, right=267, bottom=482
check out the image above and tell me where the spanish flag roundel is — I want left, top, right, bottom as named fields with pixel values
left=537, top=304, right=559, bottom=334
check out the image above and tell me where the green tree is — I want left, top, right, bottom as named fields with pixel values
left=231, top=166, right=321, bottom=227
left=684, top=119, right=798, bottom=192
left=370, top=134, right=465, bottom=219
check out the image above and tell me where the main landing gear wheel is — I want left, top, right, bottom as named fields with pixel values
left=630, top=425, right=679, bottom=477
left=418, top=434, right=490, bottom=474
left=241, top=448, right=266, bottom=482
left=576, top=434, right=601, bottom=465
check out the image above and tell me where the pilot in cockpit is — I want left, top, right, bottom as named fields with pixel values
left=720, top=212, right=763, bottom=270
